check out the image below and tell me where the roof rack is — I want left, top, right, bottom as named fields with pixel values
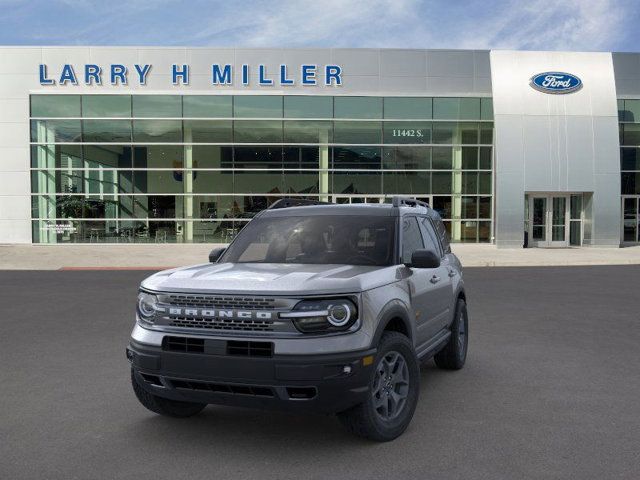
left=391, top=196, right=430, bottom=209
left=268, top=198, right=334, bottom=209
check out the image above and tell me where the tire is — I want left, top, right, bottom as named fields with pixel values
left=131, top=369, right=206, bottom=418
left=434, top=298, right=468, bottom=370
left=337, top=332, right=420, bottom=442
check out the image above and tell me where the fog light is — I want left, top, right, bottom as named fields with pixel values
left=342, top=365, right=352, bottom=375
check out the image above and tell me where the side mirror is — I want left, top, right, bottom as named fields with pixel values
left=407, top=249, right=440, bottom=269
left=209, top=247, right=226, bottom=263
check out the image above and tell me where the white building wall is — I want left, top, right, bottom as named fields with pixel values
left=490, top=50, right=621, bottom=247
left=0, top=46, right=492, bottom=244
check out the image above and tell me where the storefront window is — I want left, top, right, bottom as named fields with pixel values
left=234, top=96, right=282, bottom=118
left=83, top=95, right=131, bottom=117
left=334, top=97, right=382, bottom=119
left=433, top=98, right=480, bottom=120
left=183, top=120, right=232, bottom=143
left=183, top=96, right=232, bottom=118
left=132, top=95, right=181, bottom=118
left=284, top=96, right=333, bottom=118
left=83, top=120, right=132, bottom=142
left=384, top=97, right=432, bottom=119
left=133, top=120, right=182, bottom=143
left=31, top=95, right=81, bottom=117
left=29, top=94, right=494, bottom=244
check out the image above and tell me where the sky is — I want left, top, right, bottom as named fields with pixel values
left=0, top=0, right=638, bottom=52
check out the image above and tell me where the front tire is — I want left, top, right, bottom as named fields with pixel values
left=131, top=369, right=206, bottom=418
left=434, top=298, right=468, bottom=370
left=337, top=332, right=420, bottom=442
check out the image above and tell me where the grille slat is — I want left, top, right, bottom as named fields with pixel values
left=168, top=316, right=274, bottom=332
left=170, top=379, right=275, bottom=398
left=166, top=295, right=276, bottom=310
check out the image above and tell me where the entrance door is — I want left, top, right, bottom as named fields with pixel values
left=622, top=197, right=639, bottom=244
left=528, top=194, right=570, bottom=247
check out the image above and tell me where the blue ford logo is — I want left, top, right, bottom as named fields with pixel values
left=530, top=72, right=582, bottom=94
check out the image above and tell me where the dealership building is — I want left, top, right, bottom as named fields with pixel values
left=0, top=47, right=639, bottom=248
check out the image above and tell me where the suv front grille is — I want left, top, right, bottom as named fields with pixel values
left=165, top=294, right=276, bottom=310
left=168, top=316, right=275, bottom=332
left=153, top=293, right=301, bottom=336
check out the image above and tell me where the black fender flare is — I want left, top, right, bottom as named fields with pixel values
left=370, top=299, right=415, bottom=348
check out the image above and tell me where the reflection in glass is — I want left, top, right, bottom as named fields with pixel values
left=133, top=120, right=182, bottom=143
left=234, top=120, right=282, bottom=143
left=433, top=98, right=480, bottom=120
left=31, top=120, right=82, bottom=143
left=31, top=144, right=82, bottom=169
left=383, top=171, right=429, bottom=194
left=333, top=121, right=381, bottom=144
left=383, top=147, right=430, bottom=170
left=283, top=121, right=332, bottom=143
left=83, top=95, right=131, bottom=117
left=432, top=172, right=452, bottom=194
left=333, top=147, right=381, bottom=169
left=183, top=96, right=232, bottom=118
left=31, top=95, right=81, bottom=117
left=234, top=96, right=282, bottom=118
left=333, top=172, right=382, bottom=194
left=334, top=97, right=382, bottom=119
left=183, top=120, right=232, bottom=143
left=284, top=96, right=332, bottom=118
left=83, top=120, right=132, bottom=142
left=384, top=97, right=432, bottom=119
left=132, top=95, right=181, bottom=117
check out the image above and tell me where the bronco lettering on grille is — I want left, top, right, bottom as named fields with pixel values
left=167, top=308, right=273, bottom=320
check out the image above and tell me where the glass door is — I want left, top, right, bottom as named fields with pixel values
left=527, top=194, right=570, bottom=247
left=549, top=197, right=567, bottom=247
left=530, top=196, right=548, bottom=247
left=622, top=197, right=639, bottom=243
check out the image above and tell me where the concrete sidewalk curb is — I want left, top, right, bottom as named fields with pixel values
left=1, top=244, right=640, bottom=270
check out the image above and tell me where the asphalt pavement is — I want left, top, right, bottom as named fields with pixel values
left=1, top=266, right=639, bottom=479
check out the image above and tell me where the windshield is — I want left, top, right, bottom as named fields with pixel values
left=220, top=215, right=396, bottom=266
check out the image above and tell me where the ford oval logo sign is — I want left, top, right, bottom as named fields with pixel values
left=530, top=72, right=582, bottom=94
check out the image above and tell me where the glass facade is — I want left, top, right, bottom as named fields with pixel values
left=30, top=94, right=494, bottom=244
left=619, top=99, right=640, bottom=243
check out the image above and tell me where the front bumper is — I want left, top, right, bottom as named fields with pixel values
left=127, top=339, right=376, bottom=414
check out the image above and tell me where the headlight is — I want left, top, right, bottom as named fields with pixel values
left=137, top=291, right=158, bottom=324
left=281, top=298, right=358, bottom=333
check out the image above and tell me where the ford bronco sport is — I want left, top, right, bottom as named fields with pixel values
left=127, top=196, right=468, bottom=441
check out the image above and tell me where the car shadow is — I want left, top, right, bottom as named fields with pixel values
left=122, top=358, right=461, bottom=453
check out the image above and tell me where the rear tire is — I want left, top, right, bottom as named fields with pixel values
left=434, top=298, right=468, bottom=370
left=337, top=332, right=420, bottom=442
left=131, top=369, right=206, bottom=418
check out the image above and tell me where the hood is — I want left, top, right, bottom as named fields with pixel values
left=141, top=262, right=398, bottom=296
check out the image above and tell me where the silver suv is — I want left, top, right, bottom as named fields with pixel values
left=127, top=197, right=468, bottom=441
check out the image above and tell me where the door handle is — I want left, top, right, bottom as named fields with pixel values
left=448, top=269, right=457, bottom=277
left=430, top=275, right=441, bottom=284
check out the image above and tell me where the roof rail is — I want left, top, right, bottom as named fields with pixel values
left=268, top=198, right=334, bottom=209
left=391, top=196, right=430, bottom=209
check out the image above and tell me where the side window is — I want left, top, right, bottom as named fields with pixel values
left=435, top=218, right=451, bottom=253
left=419, top=217, right=443, bottom=257
left=401, top=217, right=424, bottom=264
